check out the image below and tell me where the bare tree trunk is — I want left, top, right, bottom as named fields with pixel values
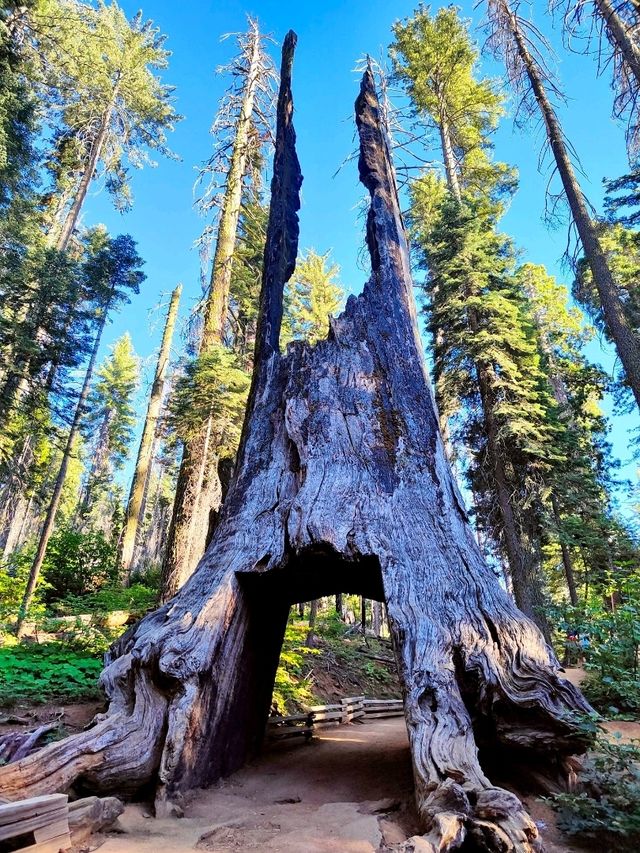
left=14, top=297, right=111, bottom=635
left=120, top=285, right=181, bottom=581
left=160, top=25, right=264, bottom=601
left=503, top=0, right=640, bottom=410
left=0, top=42, right=593, bottom=852
left=306, top=599, right=318, bottom=646
left=595, top=0, right=640, bottom=85
left=335, top=592, right=343, bottom=615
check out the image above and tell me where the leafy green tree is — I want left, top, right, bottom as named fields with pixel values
left=283, top=250, right=344, bottom=346
left=19, top=0, right=180, bottom=249
left=161, top=19, right=275, bottom=601
left=574, top=223, right=640, bottom=404
left=393, top=5, right=556, bottom=628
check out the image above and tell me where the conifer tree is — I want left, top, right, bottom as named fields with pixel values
left=14, top=230, right=144, bottom=635
left=484, top=0, right=640, bottom=411
left=161, top=19, right=276, bottom=600
left=76, top=332, right=139, bottom=529
left=17, top=0, right=180, bottom=250
left=282, top=250, right=344, bottom=345
left=392, top=6, right=554, bottom=627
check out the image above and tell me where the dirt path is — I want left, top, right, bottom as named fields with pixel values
left=97, top=718, right=419, bottom=852
left=95, top=715, right=600, bottom=853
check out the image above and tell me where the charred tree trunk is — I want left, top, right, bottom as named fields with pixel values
left=0, top=38, right=593, bottom=852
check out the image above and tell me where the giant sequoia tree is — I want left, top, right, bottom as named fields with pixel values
left=0, top=35, right=592, bottom=852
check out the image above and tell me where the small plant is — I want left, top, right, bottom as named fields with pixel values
left=272, top=620, right=320, bottom=712
left=0, top=642, right=103, bottom=705
left=549, top=728, right=640, bottom=849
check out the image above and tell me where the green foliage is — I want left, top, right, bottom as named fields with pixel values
left=0, top=550, right=47, bottom=624
left=52, top=582, right=158, bottom=619
left=549, top=576, right=640, bottom=714
left=0, top=641, right=102, bottom=705
left=272, top=619, right=320, bottom=712
left=41, top=526, right=119, bottom=603
left=282, top=250, right=344, bottom=347
left=549, top=726, right=640, bottom=848
left=168, top=344, right=250, bottom=459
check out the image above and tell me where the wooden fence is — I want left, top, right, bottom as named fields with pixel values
left=266, top=696, right=403, bottom=740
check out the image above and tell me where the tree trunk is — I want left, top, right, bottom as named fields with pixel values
left=0, top=41, right=593, bottom=852
left=505, top=1, right=640, bottom=410
left=53, top=82, right=119, bottom=252
left=595, top=0, right=640, bottom=86
left=14, top=297, right=111, bottom=636
left=306, top=599, right=318, bottom=646
left=551, top=493, right=579, bottom=606
left=160, top=24, right=264, bottom=601
left=120, top=285, right=181, bottom=581
left=335, top=592, right=343, bottom=615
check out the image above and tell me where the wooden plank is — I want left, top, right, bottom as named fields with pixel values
left=15, top=832, right=72, bottom=852
left=0, top=807, right=67, bottom=842
left=363, top=710, right=404, bottom=719
left=34, top=817, right=70, bottom=842
left=0, top=795, right=67, bottom=826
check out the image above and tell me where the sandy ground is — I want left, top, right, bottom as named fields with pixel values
left=95, top=718, right=419, bottom=853
left=91, top=710, right=601, bottom=853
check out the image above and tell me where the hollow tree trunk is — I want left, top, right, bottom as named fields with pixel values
left=502, top=0, right=640, bottom=410
left=120, top=284, right=181, bottom=581
left=0, top=38, right=593, bottom=852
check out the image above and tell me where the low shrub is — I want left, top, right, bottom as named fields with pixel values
left=0, top=641, right=103, bottom=705
left=549, top=728, right=640, bottom=849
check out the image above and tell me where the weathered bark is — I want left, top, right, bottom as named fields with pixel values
left=120, top=284, right=181, bottom=581
left=499, top=0, right=640, bottom=410
left=160, top=22, right=264, bottom=601
left=0, top=41, right=593, bottom=852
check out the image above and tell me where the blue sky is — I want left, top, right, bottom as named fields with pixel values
left=80, top=1, right=638, bottom=514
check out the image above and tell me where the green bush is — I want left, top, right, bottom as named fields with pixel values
left=272, top=620, right=320, bottom=712
left=42, top=527, right=119, bottom=602
left=548, top=576, right=640, bottom=715
left=0, top=550, right=47, bottom=625
left=0, top=641, right=103, bottom=705
left=549, top=727, right=640, bottom=849
left=52, top=582, right=158, bottom=618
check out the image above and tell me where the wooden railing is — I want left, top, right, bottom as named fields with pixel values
left=266, top=695, right=403, bottom=740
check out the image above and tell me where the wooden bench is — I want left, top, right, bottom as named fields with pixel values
left=0, top=793, right=71, bottom=852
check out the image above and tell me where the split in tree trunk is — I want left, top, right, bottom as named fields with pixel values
left=0, top=38, right=593, bottom=852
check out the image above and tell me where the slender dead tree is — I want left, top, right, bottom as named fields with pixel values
left=160, top=18, right=276, bottom=601
left=485, top=0, right=640, bottom=411
left=554, top=0, right=640, bottom=159
left=0, top=36, right=592, bottom=852
left=119, top=284, right=181, bottom=581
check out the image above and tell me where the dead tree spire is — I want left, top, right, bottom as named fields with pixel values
left=254, top=30, right=302, bottom=364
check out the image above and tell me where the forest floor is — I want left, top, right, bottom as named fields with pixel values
left=82, top=667, right=640, bottom=853
left=85, top=713, right=606, bottom=853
